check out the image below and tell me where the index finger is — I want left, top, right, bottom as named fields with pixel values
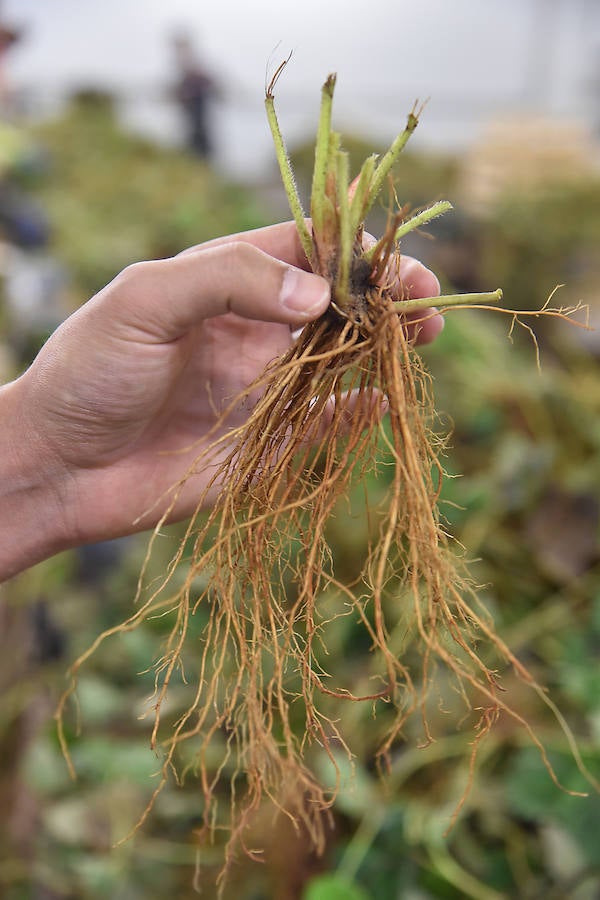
left=179, top=221, right=312, bottom=270
left=101, top=241, right=330, bottom=342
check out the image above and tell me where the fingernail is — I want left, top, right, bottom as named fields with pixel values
left=280, top=268, right=330, bottom=317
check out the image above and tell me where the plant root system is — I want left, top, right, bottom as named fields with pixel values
left=57, top=67, right=595, bottom=890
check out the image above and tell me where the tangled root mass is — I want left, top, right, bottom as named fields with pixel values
left=57, top=71, right=596, bottom=890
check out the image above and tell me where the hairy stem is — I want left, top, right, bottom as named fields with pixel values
left=349, top=154, right=378, bottom=233
left=335, top=150, right=352, bottom=305
left=363, top=202, right=453, bottom=264
left=311, top=73, right=336, bottom=237
left=363, top=105, right=420, bottom=216
left=265, top=92, right=313, bottom=261
left=394, top=200, right=453, bottom=242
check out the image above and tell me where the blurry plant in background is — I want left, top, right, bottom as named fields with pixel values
left=0, top=80, right=599, bottom=900
left=32, top=90, right=265, bottom=300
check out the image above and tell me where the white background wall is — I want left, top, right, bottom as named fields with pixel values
left=4, top=0, right=600, bottom=177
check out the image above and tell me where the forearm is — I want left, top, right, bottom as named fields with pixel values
left=0, top=379, right=72, bottom=581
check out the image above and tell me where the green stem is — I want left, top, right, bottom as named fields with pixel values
left=336, top=806, right=386, bottom=884
left=363, top=106, right=420, bottom=217
left=427, top=844, right=506, bottom=900
left=265, top=93, right=313, bottom=261
left=394, top=289, right=503, bottom=313
left=393, top=200, right=453, bottom=242
left=362, top=201, right=452, bottom=267
left=336, top=150, right=352, bottom=304
left=349, top=153, right=378, bottom=233
left=311, top=73, right=336, bottom=235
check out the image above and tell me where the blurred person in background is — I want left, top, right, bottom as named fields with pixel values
left=172, top=31, right=218, bottom=160
left=0, top=16, right=68, bottom=368
left=0, top=17, right=22, bottom=115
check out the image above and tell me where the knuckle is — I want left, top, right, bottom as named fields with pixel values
left=105, top=260, right=167, bottom=308
left=221, top=240, right=263, bottom=271
left=95, top=260, right=169, bottom=325
left=116, top=259, right=159, bottom=288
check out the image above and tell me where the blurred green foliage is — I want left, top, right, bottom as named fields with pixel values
left=32, top=90, right=267, bottom=300
left=1, top=98, right=599, bottom=900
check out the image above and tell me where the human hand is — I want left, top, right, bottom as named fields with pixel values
left=0, top=221, right=441, bottom=578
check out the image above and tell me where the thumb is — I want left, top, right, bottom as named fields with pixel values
left=102, top=242, right=331, bottom=341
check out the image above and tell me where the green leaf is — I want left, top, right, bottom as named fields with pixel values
left=72, top=736, right=157, bottom=785
left=303, top=873, right=372, bottom=900
left=315, top=750, right=381, bottom=819
left=506, top=748, right=600, bottom=864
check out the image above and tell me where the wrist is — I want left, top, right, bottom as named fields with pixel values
left=0, top=377, right=73, bottom=581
